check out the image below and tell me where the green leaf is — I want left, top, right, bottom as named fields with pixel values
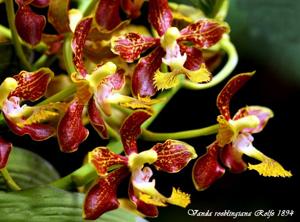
left=0, top=186, right=148, bottom=222
left=0, top=147, right=60, bottom=190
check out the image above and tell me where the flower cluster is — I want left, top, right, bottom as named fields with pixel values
left=0, top=0, right=292, bottom=220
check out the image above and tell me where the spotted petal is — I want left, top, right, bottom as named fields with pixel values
left=88, top=98, right=108, bottom=139
left=148, top=0, right=173, bottom=36
left=152, top=139, right=197, bottom=173
left=111, top=33, right=159, bottom=63
left=95, top=0, right=121, bottom=31
left=233, top=106, right=274, bottom=134
left=48, top=0, right=70, bottom=33
left=72, top=18, right=93, bottom=77
left=180, top=45, right=204, bottom=71
left=57, top=98, right=89, bottom=153
left=83, top=166, right=130, bottom=220
left=89, top=147, right=128, bottom=176
left=10, top=68, right=54, bottom=101
left=132, top=47, right=165, bottom=97
left=4, top=114, right=55, bottom=141
left=120, top=110, right=151, bottom=155
left=192, top=142, right=225, bottom=191
left=0, top=137, right=12, bottom=169
left=15, top=5, right=46, bottom=45
left=179, top=19, right=229, bottom=48
left=217, top=73, right=254, bottom=120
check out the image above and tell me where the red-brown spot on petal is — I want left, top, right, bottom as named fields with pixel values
left=10, top=68, right=54, bottom=101
left=120, top=110, right=151, bottom=155
left=15, top=5, right=45, bottom=46
left=220, top=143, right=247, bottom=173
left=192, top=142, right=225, bottom=191
left=72, top=17, right=93, bottom=77
left=217, top=73, right=254, bottom=120
left=179, top=19, right=229, bottom=48
left=128, top=182, right=159, bottom=217
left=0, top=137, right=12, bottom=169
left=95, top=0, right=121, bottom=31
left=88, top=98, right=109, bottom=139
left=84, top=166, right=130, bottom=220
left=132, top=47, right=165, bottom=97
left=112, top=33, right=159, bottom=62
left=48, top=0, right=71, bottom=33
left=57, top=98, right=89, bottom=153
left=152, top=139, right=196, bottom=173
left=148, top=0, right=173, bottom=36
left=90, top=147, right=128, bottom=176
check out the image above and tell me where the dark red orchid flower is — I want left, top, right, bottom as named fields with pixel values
left=0, top=137, right=12, bottom=170
left=192, top=73, right=292, bottom=191
left=84, top=110, right=197, bottom=219
left=15, top=0, right=48, bottom=45
left=112, top=0, right=229, bottom=97
left=0, top=68, right=62, bottom=141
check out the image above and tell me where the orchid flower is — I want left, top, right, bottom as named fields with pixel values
left=0, top=68, right=64, bottom=141
left=84, top=110, right=197, bottom=219
left=0, top=137, right=12, bottom=170
left=112, top=0, right=229, bottom=97
left=192, top=73, right=292, bottom=191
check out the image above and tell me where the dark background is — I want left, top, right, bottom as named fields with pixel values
left=1, top=0, right=299, bottom=222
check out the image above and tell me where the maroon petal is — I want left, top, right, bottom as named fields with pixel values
left=112, top=33, right=159, bottom=62
left=233, top=106, right=274, bottom=134
left=180, top=45, right=204, bottom=71
left=219, top=143, right=247, bottom=173
left=121, top=0, right=144, bottom=19
left=217, top=73, right=254, bottom=120
left=41, top=34, right=64, bottom=55
left=84, top=166, right=130, bottom=220
left=192, top=142, right=225, bottom=191
left=10, top=68, right=54, bottom=101
left=152, top=139, right=197, bottom=173
left=72, top=18, right=93, bottom=77
left=128, top=182, right=159, bottom=217
left=88, top=98, right=108, bottom=139
left=120, top=110, right=151, bottom=155
left=15, top=0, right=33, bottom=6
left=4, top=115, right=55, bottom=141
left=132, top=47, right=165, bottom=97
left=148, top=0, right=173, bottom=36
left=0, top=137, right=13, bottom=169
left=48, top=0, right=71, bottom=33
left=57, top=98, right=89, bottom=153
left=15, top=5, right=46, bottom=45
left=179, top=19, right=229, bottom=48
left=31, top=0, right=49, bottom=8
left=89, top=147, right=128, bottom=176
left=95, top=0, right=121, bottom=31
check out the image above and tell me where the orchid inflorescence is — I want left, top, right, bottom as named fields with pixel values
left=0, top=0, right=292, bottom=220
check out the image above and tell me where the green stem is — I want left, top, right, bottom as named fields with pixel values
left=0, top=168, right=21, bottom=191
left=0, top=24, right=12, bottom=39
left=183, top=35, right=238, bottom=90
left=141, top=124, right=219, bottom=141
left=142, top=83, right=182, bottom=129
left=51, top=163, right=97, bottom=190
left=32, top=54, right=48, bottom=70
left=63, top=33, right=76, bottom=75
left=0, top=113, right=6, bottom=127
left=79, top=0, right=99, bottom=17
left=4, top=0, right=32, bottom=70
left=37, top=84, right=76, bottom=105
